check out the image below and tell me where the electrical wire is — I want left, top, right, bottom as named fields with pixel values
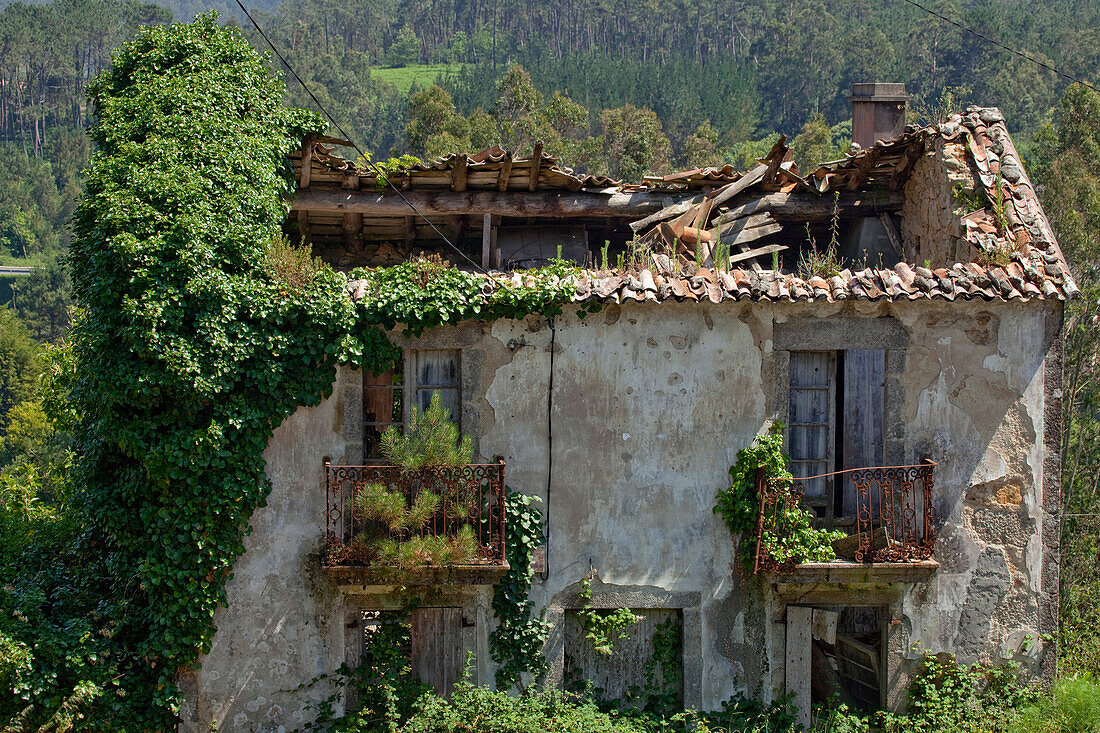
left=897, top=0, right=1099, bottom=94
left=232, top=0, right=488, bottom=273
left=541, top=316, right=555, bottom=581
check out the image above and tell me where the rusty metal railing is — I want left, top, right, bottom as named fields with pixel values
left=753, top=459, right=936, bottom=572
left=323, top=459, right=506, bottom=566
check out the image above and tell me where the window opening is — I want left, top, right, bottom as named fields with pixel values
left=363, top=349, right=462, bottom=464
left=414, top=349, right=460, bottom=424
left=788, top=350, right=885, bottom=526
left=563, top=608, right=683, bottom=710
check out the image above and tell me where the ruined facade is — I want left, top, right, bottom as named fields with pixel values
left=178, top=89, right=1075, bottom=731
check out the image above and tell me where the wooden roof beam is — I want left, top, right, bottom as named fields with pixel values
left=529, top=141, right=543, bottom=191
left=497, top=153, right=513, bottom=192
left=290, top=189, right=670, bottom=218
left=451, top=153, right=468, bottom=192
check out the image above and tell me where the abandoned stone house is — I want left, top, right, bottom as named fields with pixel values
left=177, top=84, right=1077, bottom=731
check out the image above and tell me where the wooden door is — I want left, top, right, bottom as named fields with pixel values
left=789, top=351, right=837, bottom=518
left=409, top=607, right=464, bottom=697
left=841, top=350, right=885, bottom=516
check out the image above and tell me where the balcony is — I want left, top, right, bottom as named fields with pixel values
left=322, top=459, right=509, bottom=586
left=754, top=461, right=938, bottom=583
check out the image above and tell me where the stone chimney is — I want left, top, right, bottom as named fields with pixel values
left=850, top=83, right=908, bottom=148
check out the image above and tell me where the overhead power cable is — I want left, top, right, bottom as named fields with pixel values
left=232, top=0, right=487, bottom=273
left=898, top=0, right=1099, bottom=94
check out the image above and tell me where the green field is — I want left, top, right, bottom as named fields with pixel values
left=371, top=63, right=463, bottom=94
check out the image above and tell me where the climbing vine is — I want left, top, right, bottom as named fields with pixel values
left=713, top=423, right=843, bottom=566
left=489, top=489, right=553, bottom=692
left=2, top=14, right=592, bottom=729
left=577, top=577, right=642, bottom=656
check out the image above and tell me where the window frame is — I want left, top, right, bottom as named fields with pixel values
left=362, top=348, right=462, bottom=464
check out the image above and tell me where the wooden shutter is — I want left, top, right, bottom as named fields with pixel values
left=841, top=350, right=885, bottom=516
left=563, top=609, right=683, bottom=707
left=409, top=607, right=464, bottom=697
left=364, top=368, right=403, bottom=462
left=788, top=352, right=836, bottom=514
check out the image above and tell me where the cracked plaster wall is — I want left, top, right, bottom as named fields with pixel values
left=181, top=296, right=1060, bottom=726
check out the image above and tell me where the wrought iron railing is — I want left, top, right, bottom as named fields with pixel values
left=753, top=460, right=936, bottom=572
left=323, top=459, right=506, bottom=567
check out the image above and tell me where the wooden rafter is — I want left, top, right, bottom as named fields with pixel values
left=497, top=153, right=513, bottom=192
left=846, top=148, right=882, bottom=191
left=529, top=142, right=543, bottom=191
left=451, top=153, right=468, bottom=192
left=889, top=141, right=924, bottom=191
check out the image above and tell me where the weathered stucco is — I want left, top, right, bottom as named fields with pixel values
left=178, top=367, right=362, bottom=733
left=182, top=296, right=1061, bottom=727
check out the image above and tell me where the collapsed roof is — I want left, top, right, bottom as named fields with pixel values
left=294, top=106, right=1078, bottom=304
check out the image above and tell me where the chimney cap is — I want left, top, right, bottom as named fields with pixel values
left=849, top=82, right=908, bottom=103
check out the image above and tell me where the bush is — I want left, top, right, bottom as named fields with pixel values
left=402, top=683, right=663, bottom=733
left=1008, top=676, right=1100, bottom=733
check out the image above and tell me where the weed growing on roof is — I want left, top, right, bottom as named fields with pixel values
left=798, top=192, right=843, bottom=280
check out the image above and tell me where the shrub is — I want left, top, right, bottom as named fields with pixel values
left=1008, top=676, right=1100, bottom=733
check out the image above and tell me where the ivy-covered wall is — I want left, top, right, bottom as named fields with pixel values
left=181, top=294, right=1059, bottom=726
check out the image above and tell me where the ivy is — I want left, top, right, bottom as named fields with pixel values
left=61, top=14, right=347, bottom=729
left=713, top=423, right=843, bottom=566
left=577, top=577, right=642, bottom=656
left=489, top=489, right=553, bottom=692
left=2, top=15, right=591, bottom=730
left=349, top=255, right=579, bottom=334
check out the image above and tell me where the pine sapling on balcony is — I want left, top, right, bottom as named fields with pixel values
left=350, top=391, right=480, bottom=570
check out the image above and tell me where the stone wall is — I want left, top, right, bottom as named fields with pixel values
left=182, top=296, right=1062, bottom=726
left=901, top=138, right=976, bottom=267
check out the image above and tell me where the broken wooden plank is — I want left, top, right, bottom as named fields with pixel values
left=497, top=154, right=513, bottom=192
left=879, top=212, right=903, bottom=258
left=712, top=212, right=781, bottom=243
left=716, top=191, right=905, bottom=224
left=692, top=196, right=715, bottom=230
left=451, top=154, right=468, bottom=192
left=709, top=163, right=769, bottom=209
left=726, top=243, right=787, bottom=266
left=760, top=135, right=789, bottom=191
left=846, top=148, right=882, bottom=191
left=889, top=141, right=924, bottom=191
left=529, top=142, right=543, bottom=190
left=629, top=193, right=706, bottom=232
